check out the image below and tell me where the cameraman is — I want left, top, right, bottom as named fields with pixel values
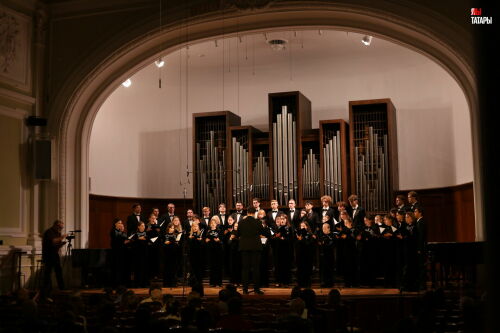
left=41, top=220, right=68, bottom=296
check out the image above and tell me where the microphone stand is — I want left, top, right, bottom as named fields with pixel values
left=181, top=186, right=190, bottom=298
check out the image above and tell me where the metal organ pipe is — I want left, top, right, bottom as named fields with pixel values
left=272, top=106, right=298, bottom=205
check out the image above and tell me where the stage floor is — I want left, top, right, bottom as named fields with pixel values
left=81, top=285, right=420, bottom=298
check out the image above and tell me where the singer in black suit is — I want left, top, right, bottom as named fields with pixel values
left=287, top=199, right=301, bottom=230
left=407, top=191, right=421, bottom=212
left=126, top=203, right=145, bottom=236
left=266, top=199, right=283, bottom=229
left=230, top=201, right=246, bottom=223
left=236, top=207, right=264, bottom=294
left=320, top=195, right=337, bottom=225
left=348, top=195, right=366, bottom=228
left=216, top=203, right=229, bottom=229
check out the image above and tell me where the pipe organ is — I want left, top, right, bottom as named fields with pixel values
left=349, top=99, right=398, bottom=213
left=272, top=106, right=298, bottom=205
left=192, top=95, right=397, bottom=213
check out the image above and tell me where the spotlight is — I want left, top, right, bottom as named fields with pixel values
left=361, top=35, right=373, bottom=46
left=122, top=79, right=132, bottom=87
left=155, top=58, right=165, bottom=68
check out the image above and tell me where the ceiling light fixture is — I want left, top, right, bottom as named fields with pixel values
left=361, top=35, right=373, bottom=46
left=155, top=58, right=165, bottom=68
left=122, top=79, right=132, bottom=87
left=267, top=38, right=288, bottom=51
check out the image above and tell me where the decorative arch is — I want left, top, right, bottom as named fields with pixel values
left=50, top=3, right=481, bottom=247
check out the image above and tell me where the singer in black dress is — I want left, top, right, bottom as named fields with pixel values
left=162, top=223, right=181, bottom=287
left=131, top=222, right=149, bottom=287
left=338, top=214, right=359, bottom=288
left=273, top=214, right=293, bottom=287
left=295, top=221, right=314, bottom=288
left=146, top=213, right=162, bottom=280
left=227, top=218, right=242, bottom=285
left=257, top=209, right=272, bottom=287
left=318, top=223, right=336, bottom=288
left=206, top=218, right=223, bottom=287
left=187, top=222, right=204, bottom=286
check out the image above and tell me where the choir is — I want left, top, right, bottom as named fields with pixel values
left=110, top=192, right=427, bottom=291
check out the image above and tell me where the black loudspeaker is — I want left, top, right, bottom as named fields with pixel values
left=34, top=139, right=52, bottom=180
left=26, top=116, right=48, bottom=127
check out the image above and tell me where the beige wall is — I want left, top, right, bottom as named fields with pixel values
left=89, top=30, right=473, bottom=199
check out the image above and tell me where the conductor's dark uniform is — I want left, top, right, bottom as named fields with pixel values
left=237, top=213, right=264, bottom=293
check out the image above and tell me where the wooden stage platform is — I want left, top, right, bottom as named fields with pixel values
left=81, top=285, right=420, bottom=298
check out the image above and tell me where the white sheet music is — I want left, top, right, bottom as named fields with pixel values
left=261, top=237, right=268, bottom=245
left=128, top=234, right=135, bottom=240
left=176, top=233, right=182, bottom=242
left=150, top=237, right=158, bottom=243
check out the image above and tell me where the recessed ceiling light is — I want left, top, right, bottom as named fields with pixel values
left=267, top=39, right=288, bottom=51
left=122, top=79, right=132, bottom=87
left=155, top=58, right=165, bottom=68
left=361, top=35, right=373, bottom=46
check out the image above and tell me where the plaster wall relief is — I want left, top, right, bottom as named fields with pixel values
left=0, top=5, right=31, bottom=92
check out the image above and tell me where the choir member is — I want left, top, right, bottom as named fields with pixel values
left=188, top=222, right=204, bottom=286
left=182, top=209, right=195, bottom=232
left=295, top=221, right=314, bottom=287
left=318, top=222, right=336, bottom=288
left=231, top=201, right=246, bottom=223
left=401, top=212, right=419, bottom=291
left=380, top=215, right=401, bottom=288
left=320, top=195, right=337, bottom=226
left=152, top=207, right=160, bottom=219
left=273, top=214, right=293, bottom=287
left=257, top=209, right=272, bottom=287
left=228, top=220, right=242, bottom=285
left=126, top=203, right=144, bottom=236
left=171, top=216, right=184, bottom=280
left=395, top=210, right=406, bottom=228
left=266, top=199, right=283, bottom=228
left=348, top=194, right=366, bottom=228
left=287, top=199, right=301, bottom=230
left=159, top=202, right=176, bottom=229
left=414, top=207, right=427, bottom=290
left=335, top=201, right=350, bottom=222
left=162, top=223, right=181, bottom=287
left=131, top=221, right=149, bottom=287
left=110, top=218, right=130, bottom=286
left=338, top=213, right=358, bottom=287
left=222, top=215, right=236, bottom=278
left=358, top=215, right=378, bottom=287
left=407, top=191, right=420, bottom=212
left=252, top=198, right=262, bottom=218
left=303, top=201, right=321, bottom=232
left=394, top=195, right=408, bottom=213
left=201, top=207, right=211, bottom=228
left=146, top=213, right=162, bottom=280
left=389, top=208, right=398, bottom=219
left=216, top=203, right=229, bottom=228
left=205, top=218, right=223, bottom=287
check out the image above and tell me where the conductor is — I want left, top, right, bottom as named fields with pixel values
left=237, top=207, right=264, bottom=294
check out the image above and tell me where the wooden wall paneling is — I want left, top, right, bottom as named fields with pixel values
left=395, top=182, right=475, bottom=243
left=89, top=195, right=194, bottom=249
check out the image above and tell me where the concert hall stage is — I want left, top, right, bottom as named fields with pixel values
left=80, top=285, right=419, bottom=298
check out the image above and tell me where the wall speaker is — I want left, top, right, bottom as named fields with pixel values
left=34, top=139, right=52, bottom=180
